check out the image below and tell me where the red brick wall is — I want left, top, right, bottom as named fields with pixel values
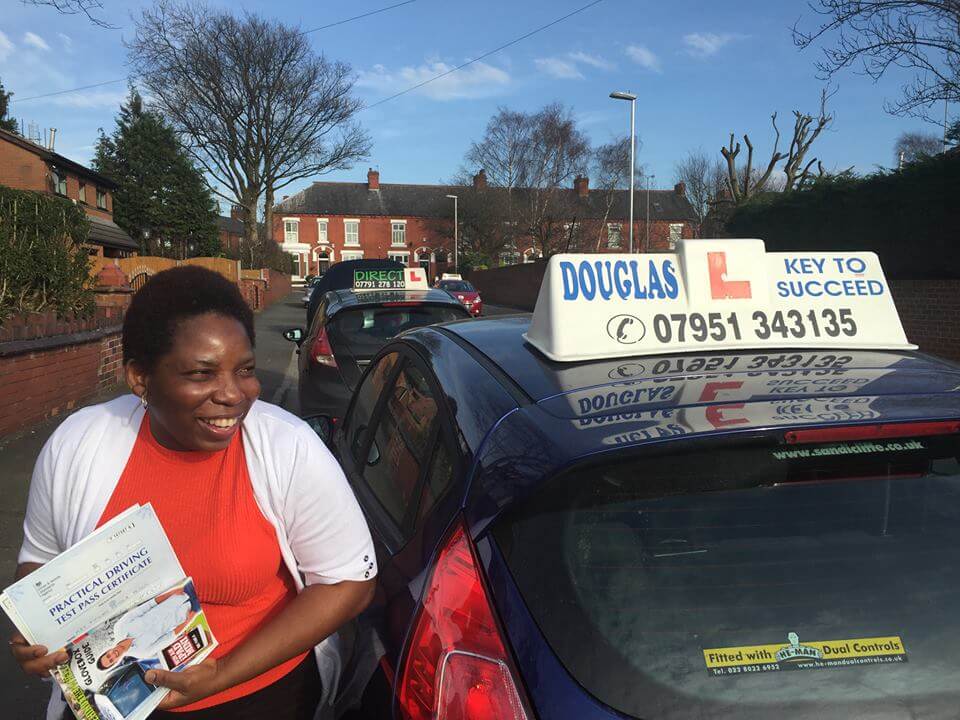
left=890, top=279, right=960, bottom=362
left=466, top=261, right=546, bottom=311
left=238, top=271, right=292, bottom=312
left=0, top=140, right=48, bottom=192
left=0, top=135, right=114, bottom=217
left=0, top=290, right=131, bottom=437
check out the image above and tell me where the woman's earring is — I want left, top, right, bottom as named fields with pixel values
left=140, top=394, right=148, bottom=409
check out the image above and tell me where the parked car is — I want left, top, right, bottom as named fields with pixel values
left=284, top=271, right=470, bottom=443
left=302, top=277, right=323, bottom=307
left=436, top=279, right=483, bottom=316
left=331, top=243, right=960, bottom=720
left=306, top=259, right=404, bottom=328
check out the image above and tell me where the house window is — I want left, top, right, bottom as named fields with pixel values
left=391, top=221, right=406, bottom=246
left=284, top=220, right=299, bottom=243
left=388, top=251, right=409, bottom=266
left=607, top=223, right=622, bottom=249
left=96, top=189, right=107, bottom=210
left=54, top=171, right=68, bottom=196
left=669, top=223, right=683, bottom=249
left=317, top=220, right=328, bottom=244
left=341, top=250, right=364, bottom=261
left=78, top=183, right=87, bottom=204
left=500, top=252, right=520, bottom=266
left=435, top=249, right=448, bottom=264
left=344, top=220, right=360, bottom=246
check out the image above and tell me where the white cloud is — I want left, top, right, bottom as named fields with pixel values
left=356, top=60, right=510, bottom=101
left=683, top=32, right=738, bottom=57
left=625, top=44, right=661, bottom=72
left=0, top=31, right=15, bottom=62
left=534, top=57, right=583, bottom=80
left=23, top=32, right=50, bottom=52
left=58, top=33, right=73, bottom=52
left=568, top=51, right=614, bottom=71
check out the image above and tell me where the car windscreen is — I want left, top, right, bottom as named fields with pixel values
left=493, top=430, right=960, bottom=719
left=328, top=304, right=466, bottom=359
left=440, top=281, right=474, bottom=292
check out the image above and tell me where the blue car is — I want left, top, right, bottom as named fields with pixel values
left=333, top=242, right=960, bottom=720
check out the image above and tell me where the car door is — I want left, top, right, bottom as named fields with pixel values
left=337, top=347, right=463, bottom=663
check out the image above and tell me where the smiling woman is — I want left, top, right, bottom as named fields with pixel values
left=9, top=267, right=377, bottom=720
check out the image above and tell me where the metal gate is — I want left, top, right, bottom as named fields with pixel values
left=130, top=271, right=151, bottom=292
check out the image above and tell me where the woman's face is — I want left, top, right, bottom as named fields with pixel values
left=126, top=312, right=260, bottom=452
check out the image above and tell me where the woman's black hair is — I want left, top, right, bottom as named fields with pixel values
left=122, top=265, right=255, bottom=369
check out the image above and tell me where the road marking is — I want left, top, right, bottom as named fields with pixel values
left=271, top=347, right=299, bottom=409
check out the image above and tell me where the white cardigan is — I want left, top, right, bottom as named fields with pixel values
left=19, top=394, right=377, bottom=720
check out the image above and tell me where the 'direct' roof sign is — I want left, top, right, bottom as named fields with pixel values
left=524, top=239, right=915, bottom=362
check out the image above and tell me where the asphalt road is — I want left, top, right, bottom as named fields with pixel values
left=0, top=293, right=524, bottom=717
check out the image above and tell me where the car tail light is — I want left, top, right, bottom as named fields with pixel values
left=310, top=326, right=337, bottom=367
left=398, top=523, right=530, bottom=720
left=785, top=420, right=960, bottom=445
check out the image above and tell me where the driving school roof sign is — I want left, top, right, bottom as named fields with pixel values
left=353, top=267, right=429, bottom=291
left=524, top=239, right=915, bottom=362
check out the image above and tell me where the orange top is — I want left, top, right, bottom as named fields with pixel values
left=97, top=415, right=308, bottom=711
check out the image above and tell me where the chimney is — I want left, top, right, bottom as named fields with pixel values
left=472, top=169, right=487, bottom=189
left=367, top=168, right=380, bottom=190
left=230, top=205, right=244, bottom=222
left=48, top=128, right=57, bottom=151
left=674, top=181, right=686, bottom=196
left=574, top=175, right=589, bottom=198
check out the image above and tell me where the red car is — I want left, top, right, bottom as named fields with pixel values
left=437, top=279, right=482, bottom=316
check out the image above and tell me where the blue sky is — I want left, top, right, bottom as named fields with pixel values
left=1, top=0, right=952, bottom=211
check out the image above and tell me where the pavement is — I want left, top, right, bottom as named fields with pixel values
left=0, top=293, right=525, bottom=717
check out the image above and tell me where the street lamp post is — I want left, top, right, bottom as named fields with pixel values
left=645, top=174, right=655, bottom=253
left=445, top=194, right=458, bottom=273
left=609, top=91, right=637, bottom=253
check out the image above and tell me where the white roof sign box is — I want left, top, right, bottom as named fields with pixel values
left=524, top=238, right=915, bottom=362
left=441, top=273, right=462, bottom=280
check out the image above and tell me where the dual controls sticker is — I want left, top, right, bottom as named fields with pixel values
left=703, top=632, right=907, bottom=676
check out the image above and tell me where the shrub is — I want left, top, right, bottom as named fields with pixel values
left=0, top=186, right=94, bottom=323
left=726, top=152, right=960, bottom=279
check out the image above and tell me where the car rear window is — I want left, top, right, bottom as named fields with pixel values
left=493, top=431, right=960, bottom=719
left=329, top=305, right=465, bottom=359
left=441, top=281, right=474, bottom=292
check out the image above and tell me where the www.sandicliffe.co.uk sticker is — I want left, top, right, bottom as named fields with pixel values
left=703, top=632, right=907, bottom=676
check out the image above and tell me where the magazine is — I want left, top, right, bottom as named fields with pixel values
left=1, top=504, right=218, bottom=720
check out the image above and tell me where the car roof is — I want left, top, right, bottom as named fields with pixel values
left=430, top=315, right=960, bottom=529
left=326, top=287, right=467, bottom=313
left=442, top=315, right=960, bottom=404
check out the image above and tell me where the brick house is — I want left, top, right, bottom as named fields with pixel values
left=217, top=207, right=245, bottom=255
left=0, top=128, right=138, bottom=258
left=273, top=168, right=699, bottom=283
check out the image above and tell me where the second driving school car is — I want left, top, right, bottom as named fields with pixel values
left=284, top=266, right=469, bottom=443
left=335, top=239, right=960, bottom=720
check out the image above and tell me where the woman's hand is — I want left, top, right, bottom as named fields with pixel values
left=9, top=632, right=68, bottom=677
left=148, top=656, right=226, bottom=709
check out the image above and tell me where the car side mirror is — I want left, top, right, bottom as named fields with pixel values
left=283, top=328, right=304, bottom=345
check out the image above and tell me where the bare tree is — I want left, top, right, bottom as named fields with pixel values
left=22, top=0, right=114, bottom=28
left=465, top=103, right=590, bottom=258
left=673, top=149, right=725, bottom=226
left=593, top=136, right=645, bottom=249
left=129, top=1, right=370, bottom=257
left=721, top=89, right=834, bottom=203
left=793, top=1, right=960, bottom=120
left=894, top=131, right=943, bottom=164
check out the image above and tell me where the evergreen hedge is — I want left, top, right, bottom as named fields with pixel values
left=726, top=152, right=960, bottom=279
left=0, top=187, right=94, bottom=323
